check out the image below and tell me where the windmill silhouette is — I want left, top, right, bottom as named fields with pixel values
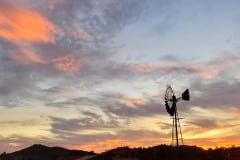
left=164, top=85, right=190, bottom=147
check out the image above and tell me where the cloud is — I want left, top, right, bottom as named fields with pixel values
left=98, top=93, right=164, bottom=118
left=51, top=55, right=84, bottom=74
left=48, top=112, right=168, bottom=152
left=49, top=114, right=120, bottom=134
left=0, top=0, right=145, bottom=107
left=190, top=79, right=240, bottom=108
left=37, top=0, right=143, bottom=42
left=131, top=64, right=212, bottom=78
left=8, top=49, right=86, bottom=74
left=0, top=1, right=59, bottom=42
left=207, top=55, right=239, bottom=70
left=102, top=100, right=163, bottom=118
left=0, top=63, right=34, bottom=97
left=9, top=48, right=46, bottom=64
left=130, top=54, right=240, bottom=79
left=186, top=118, right=219, bottom=130
left=121, top=97, right=146, bottom=106
left=46, top=92, right=165, bottom=118
left=44, top=86, right=82, bottom=98
left=0, top=0, right=145, bottom=96
left=0, top=119, right=44, bottom=127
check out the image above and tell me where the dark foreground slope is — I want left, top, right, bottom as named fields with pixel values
left=102, top=145, right=240, bottom=160
left=1, top=144, right=240, bottom=160
left=102, top=145, right=207, bottom=160
left=0, top=144, right=95, bottom=160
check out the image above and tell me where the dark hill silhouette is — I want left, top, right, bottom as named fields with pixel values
left=0, top=144, right=95, bottom=160
left=102, top=145, right=240, bottom=160
left=1, top=144, right=240, bottom=160
left=11, top=144, right=69, bottom=156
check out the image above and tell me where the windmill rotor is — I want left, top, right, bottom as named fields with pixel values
left=164, top=86, right=176, bottom=116
left=165, top=85, right=174, bottom=101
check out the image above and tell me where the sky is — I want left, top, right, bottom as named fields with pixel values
left=1, top=0, right=240, bottom=153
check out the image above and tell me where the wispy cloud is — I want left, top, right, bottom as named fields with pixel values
left=131, top=64, right=212, bottom=78
left=190, top=79, right=240, bottom=108
left=130, top=54, right=239, bottom=79
left=9, top=48, right=46, bottom=64
left=121, top=97, right=146, bottom=106
left=51, top=55, right=82, bottom=74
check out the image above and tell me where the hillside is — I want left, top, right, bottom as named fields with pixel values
left=0, top=144, right=95, bottom=160
left=102, top=145, right=240, bottom=160
left=1, top=144, right=240, bottom=160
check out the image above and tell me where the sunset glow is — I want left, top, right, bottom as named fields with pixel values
left=0, top=0, right=240, bottom=154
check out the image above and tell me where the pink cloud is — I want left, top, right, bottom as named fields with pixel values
left=69, top=28, right=90, bottom=40
left=9, top=51, right=85, bottom=74
left=9, top=48, right=46, bottom=64
left=207, top=56, right=238, bottom=70
left=130, top=56, right=239, bottom=79
left=51, top=55, right=81, bottom=74
left=131, top=64, right=212, bottom=78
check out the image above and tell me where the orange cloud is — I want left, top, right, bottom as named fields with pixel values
left=9, top=48, right=46, bottom=64
left=196, top=70, right=214, bottom=79
left=131, top=64, right=171, bottom=73
left=0, top=4, right=59, bottom=42
left=122, top=97, right=145, bottom=106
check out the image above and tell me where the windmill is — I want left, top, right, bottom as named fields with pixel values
left=164, top=85, right=190, bottom=147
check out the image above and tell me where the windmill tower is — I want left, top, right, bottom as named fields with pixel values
left=164, top=85, right=190, bottom=147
